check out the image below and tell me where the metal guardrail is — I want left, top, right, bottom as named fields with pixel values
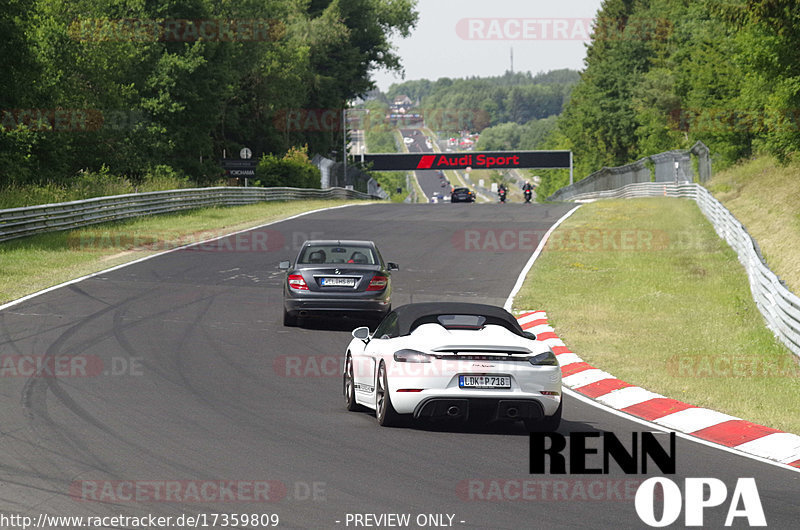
left=564, top=181, right=800, bottom=358
left=568, top=181, right=699, bottom=202
left=0, top=186, right=379, bottom=243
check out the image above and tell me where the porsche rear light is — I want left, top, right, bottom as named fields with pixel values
left=366, top=275, right=388, bottom=291
left=288, top=274, right=308, bottom=290
left=394, top=349, right=434, bottom=363
left=529, top=351, right=558, bottom=366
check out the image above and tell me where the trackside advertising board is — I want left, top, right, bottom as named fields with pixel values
left=362, top=151, right=572, bottom=171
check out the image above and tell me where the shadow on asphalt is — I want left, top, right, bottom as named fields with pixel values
left=344, top=408, right=601, bottom=437
left=293, top=314, right=381, bottom=333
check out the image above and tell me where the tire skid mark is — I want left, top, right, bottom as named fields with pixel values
left=66, top=282, right=117, bottom=307
left=16, top=305, right=126, bottom=492
left=108, top=286, right=252, bottom=385
left=168, top=296, right=303, bottom=447
left=14, top=284, right=208, bottom=487
left=197, top=324, right=263, bottom=385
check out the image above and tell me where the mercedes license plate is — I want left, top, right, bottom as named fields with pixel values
left=320, top=277, right=355, bottom=287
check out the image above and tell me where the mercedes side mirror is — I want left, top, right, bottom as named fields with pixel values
left=278, top=260, right=291, bottom=270
left=387, top=262, right=399, bottom=271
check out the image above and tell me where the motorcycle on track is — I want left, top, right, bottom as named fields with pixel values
left=523, top=181, right=534, bottom=204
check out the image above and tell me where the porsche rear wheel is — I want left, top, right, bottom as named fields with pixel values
left=525, top=400, right=562, bottom=432
left=376, top=361, right=400, bottom=427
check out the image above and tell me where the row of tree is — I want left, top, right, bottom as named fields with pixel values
left=379, top=70, right=579, bottom=133
left=552, top=0, right=800, bottom=182
left=0, top=0, right=417, bottom=189
left=474, top=116, right=558, bottom=151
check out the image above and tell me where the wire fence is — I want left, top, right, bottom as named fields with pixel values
left=312, top=154, right=389, bottom=199
left=0, top=186, right=379, bottom=243
left=548, top=141, right=709, bottom=202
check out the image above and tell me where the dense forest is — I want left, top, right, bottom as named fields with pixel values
left=549, top=0, right=800, bottom=187
left=0, top=0, right=417, bottom=190
left=6, top=0, right=798, bottom=203
left=382, top=70, right=579, bottom=135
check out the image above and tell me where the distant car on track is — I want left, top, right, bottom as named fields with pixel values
left=450, top=187, right=475, bottom=203
left=343, top=302, right=562, bottom=429
left=279, top=240, right=398, bottom=326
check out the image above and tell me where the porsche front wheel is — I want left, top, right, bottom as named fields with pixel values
left=375, top=362, right=400, bottom=427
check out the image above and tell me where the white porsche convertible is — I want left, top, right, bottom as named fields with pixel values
left=343, top=302, right=562, bottom=429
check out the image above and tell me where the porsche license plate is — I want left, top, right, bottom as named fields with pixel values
left=459, top=375, right=511, bottom=389
left=320, top=277, right=355, bottom=287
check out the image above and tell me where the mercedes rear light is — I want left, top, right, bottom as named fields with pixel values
left=288, top=274, right=308, bottom=290
left=367, top=275, right=388, bottom=291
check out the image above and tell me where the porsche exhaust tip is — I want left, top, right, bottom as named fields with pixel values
left=506, top=407, right=519, bottom=418
left=413, top=398, right=469, bottom=420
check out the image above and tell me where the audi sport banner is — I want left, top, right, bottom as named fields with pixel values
left=361, top=151, right=571, bottom=171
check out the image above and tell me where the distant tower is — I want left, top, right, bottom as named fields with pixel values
left=510, top=47, right=514, bottom=73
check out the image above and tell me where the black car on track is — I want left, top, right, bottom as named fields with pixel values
left=451, top=187, right=475, bottom=203
left=279, top=240, right=398, bottom=326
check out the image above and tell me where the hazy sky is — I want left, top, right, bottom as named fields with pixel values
left=372, top=0, right=605, bottom=92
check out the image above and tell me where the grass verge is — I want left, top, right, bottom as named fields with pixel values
left=513, top=197, right=800, bottom=434
left=0, top=166, right=196, bottom=209
left=0, top=199, right=362, bottom=305
left=706, top=155, right=800, bottom=294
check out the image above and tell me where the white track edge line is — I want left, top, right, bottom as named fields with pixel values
left=503, top=204, right=800, bottom=474
left=0, top=202, right=362, bottom=312
left=504, top=205, right=582, bottom=311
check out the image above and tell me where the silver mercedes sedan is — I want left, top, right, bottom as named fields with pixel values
left=279, top=240, right=398, bottom=326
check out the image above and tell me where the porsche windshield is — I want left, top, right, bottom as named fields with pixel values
left=437, top=314, right=487, bottom=330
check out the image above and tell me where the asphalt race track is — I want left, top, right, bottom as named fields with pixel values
left=1, top=203, right=798, bottom=529
left=401, top=129, right=450, bottom=201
